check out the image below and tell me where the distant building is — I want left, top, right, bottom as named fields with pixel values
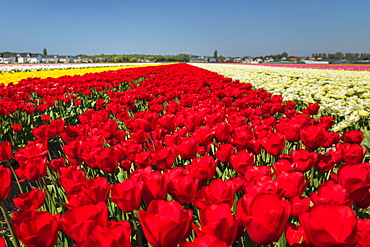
left=190, top=57, right=206, bottom=63
left=208, top=58, right=217, bottom=63
left=0, top=53, right=90, bottom=64
left=41, top=55, right=58, bottom=63
left=264, top=57, right=274, bottom=63
left=234, top=57, right=242, bottom=63
left=81, top=57, right=92, bottom=63
left=0, top=53, right=16, bottom=63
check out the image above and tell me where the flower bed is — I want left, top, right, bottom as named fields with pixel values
left=0, top=63, right=159, bottom=74
left=230, top=63, right=370, bottom=71
left=0, top=63, right=369, bottom=247
left=0, top=63, right=163, bottom=86
left=192, top=63, right=370, bottom=131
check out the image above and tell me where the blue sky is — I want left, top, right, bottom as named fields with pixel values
left=1, top=0, right=369, bottom=57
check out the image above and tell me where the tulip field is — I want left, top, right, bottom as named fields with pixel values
left=0, top=63, right=370, bottom=247
left=192, top=63, right=370, bottom=131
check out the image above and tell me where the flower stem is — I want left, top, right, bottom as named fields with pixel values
left=6, top=161, right=23, bottom=194
left=131, top=213, right=144, bottom=247
left=0, top=201, right=20, bottom=247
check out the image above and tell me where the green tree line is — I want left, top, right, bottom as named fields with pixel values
left=76, top=54, right=192, bottom=63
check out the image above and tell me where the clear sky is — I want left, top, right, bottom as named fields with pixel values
left=1, top=0, right=369, bottom=57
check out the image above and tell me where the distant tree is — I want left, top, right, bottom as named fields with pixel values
left=218, top=55, right=225, bottom=62
left=43, top=48, right=47, bottom=55
left=334, top=52, right=343, bottom=60
left=214, top=50, right=218, bottom=60
left=130, top=57, right=138, bottom=63
left=281, top=52, right=288, bottom=57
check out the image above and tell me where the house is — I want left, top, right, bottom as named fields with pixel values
left=58, top=56, right=70, bottom=63
left=70, top=56, right=82, bottom=63
left=28, top=54, right=42, bottom=63
left=264, top=57, right=274, bottom=63
left=208, top=58, right=217, bottom=63
left=234, top=57, right=242, bottom=63
left=252, top=58, right=263, bottom=63
left=138, top=58, right=153, bottom=63
left=190, top=57, right=206, bottom=63
left=82, top=57, right=91, bottom=63
left=41, top=55, right=58, bottom=63
left=242, top=57, right=254, bottom=63
left=0, top=53, right=17, bottom=63
left=15, top=53, right=29, bottom=63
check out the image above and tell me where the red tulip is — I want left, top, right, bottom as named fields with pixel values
left=212, top=122, right=233, bottom=142
left=0, top=141, right=12, bottom=162
left=72, top=220, right=131, bottom=247
left=186, top=155, right=217, bottom=182
left=285, top=223, right=311, bottom=247
left=0, top=166, right=11, bottom=201
left=32, top=124, right=50, bottom=140
left=229, top=130, right=250, bottom=150
left=276, top=171, right=308, bottom=199
left=15, top=156, right=48, bottom=181
left=356, top=219, right=370, bottom=247
left=261, top=132, right=286, bottom=157
left=291, top=149, right=318, bottom=172
left=0, top=237, right=5, bottom=247
left=343, top=130, right=364, bottom=144
left=94, top=147, right=120, bottom=173
left=336, top=163, right=370, bottom=203
left=183, top=112, right=204, bottom=132
left=179, top=234, right=228, bottom=247
left=138, top=200, right=192, bottom=247
left=243, top=165, right=272, bottom=184
left=290, top=196, right=311, bottom=217
left=141, top=171, right=169, bottom=204
left=245, top=138, right=262, bottom=155
left=63, top=140, right=84, bottom=160
left=281, top=120, right=307, bottom=143
left=13, top=188, right=46, bottom=210
left=230, top=150, right=254, bottom=175
left=60, top=202, right=108, bottom=242
left=49, top=118, right=65, bottom=137
left=158, top=113, right=176, bottom=131
left=177, top=137, right=199, bottom=160
left=58, top=166, right=87, bottom=195
left=215, top=144, right=235, bottom=164
left=193, top=179, right=236, bottom=209
left=48, top=158, right=66, bottom=173
left=300, top=125, right=325, bottom=150
left=152, top=146, right=177, bottom=170
left=322, top=131, right=341, bottom=148
left=11, top=123, right=22, bottom=132
left=168, top=173, right=199, bottom=206
left=101, top=119, right=118, bottom=139
left=237, top=193, right=291, bottom=245
left=110, top=178, right=143, bottom=213
left=196, top=203, right=241, bottom=246
left=193, top=126, right=214, bottom=146
left=299, top=204, right=357, bottom=247
left=317, top=152, right=337, bottom=172
left=303, top=102, right=320, bottom=115
left=12, top=209, right=59, bottom=247
left=342, top=144, right=367, bottom=165
left=310, top=180, right=352, bottom=207
left=319, top=115, right=335, bottom=130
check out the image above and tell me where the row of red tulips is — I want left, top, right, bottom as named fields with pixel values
left=0, top=63, right=369, bottom=247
